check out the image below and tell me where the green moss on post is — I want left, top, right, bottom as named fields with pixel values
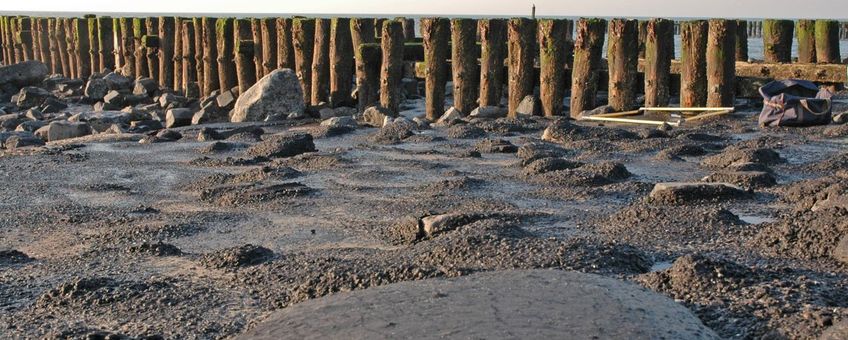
left=706, top=19, right=736, bottom=107
left=762, top=19, right=793, bottom=63
left=292, top=18, right=315, bottom=104
left=607, top=18, right=639, bottom=111
left=538, top=19, right=568, bottom=117
left=815, top=20, right=840, bottom=63
left=215, top=18, right=236, bottom=92
left=796, top=20, right=816, bottom=64
left=450, top=18, right=478, bottom=115
left=570, top=18, right=606, bottom=118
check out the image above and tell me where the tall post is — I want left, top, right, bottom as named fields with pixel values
left=73, top=18, right=91, bottom=78
left=1, top=17, right=7, bottom=65
left=37, top=18, right=51, bottom=69
left=644, top=18, right=674, bottom=108
left=380, top=20, right=404, bottom=114
left=32, top=17, right=42, bottom=62
left=234, top=19, right=256, bottom=95
left=680, top=20, right=708, bottom=108
left=145, top=17, right=159, bottom=83
left=401, top=17, right=416, bottom=42
left=762, top=19, right=793, bottom=63
left=796, top=20, right=816, bottom=64
left=64, top=18, right=77, bottom=79
left=132, top=18, right=148, bottom=77
left=276, top=18, right=295, bottom=69
left=193, top=18, right=204, bottom=90
left=607, top=19, right=639, bottom=112
left=329, top=17, right=353, bottom=107
left=351, top=18, right=378, bottom=112
left=158, top=17, right=175, bottom=89
left=260, top=18, right=277, bottom=76
left=47, top=19, right=61, bottom=73
left=421, top=18, right=450, bottom=120
left=87, top=17, right=99, bottom=73
left=202, top=17, right=219, bottom=96
left=250, top=18, right=263, bottom=80
left=215, top=18, right=236, bottom=93
left=311, top=18, right=331, bottom=105
left=570, top=18, right=606, bottom=118
left=97, top=17, right=115, bottom=71
left=173, top=18, right=183, bottom=91
left=734, top=20, right=748, bottom=62
left=815, top=20, right=841, bottom=63
left=292, top=18, right=315, bottom=105
left=637, top=20, right=648, bottom=59
left=18, top=17, right=34, bottom=62
left=182, top=20, right=198, bottom=96
left=707, top=19, right=736, bottom=108
left=478, top=19, right=507, bottom=108
left=54, top=19, right=70, bottom=76
left=118, top=18, right=134, bottom=77
left=451, top=18, right=479, bottom=115
left=507, top=17, right=535, bottom=117
left=538, top=19, right=567, bottom=117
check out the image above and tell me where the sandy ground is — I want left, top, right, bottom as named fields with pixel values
left=1, top=97, right=847, bottom=339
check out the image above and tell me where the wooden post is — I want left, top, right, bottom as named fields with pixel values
left=680, top=20, right=708, bottom=108
left=63, top=18, right=77, bottom=78
left=796, top=20, right=816, bottom=64
left=37, top=18, right=51, bottom=69
left=538, top=19, right=567, bottom=117
left=132, top=18, right=148, bottom=77
left=637, top=20, right=648, bottom=59
left=762, top=19, right=793, bottom=63
left=54, top=19, right=69, bottom=76
left=47, top=18, right=60, bottom=73
left=707, top=19, right=736, bottom=108
left=73, top=18, right=91, bottom=78
left=507, top=18, right=535, bottom=117
left=32, top=17, right=41, bottom=62
left=158, top=17, right=175, bottom=89
left=249, top=18, right=263, bottom=80
left=374, top=19, right=387, bottom=40
left=311, top=18, right=331, bottom=105
left=815, top=20, right=841, bottom=63
left=1, top=16, right=7, bottom=65
left=351, top=18, right=378, bottom=112
left=182, top=20, right=198, bottom=96
left=202, top=17, right=219, bottom=96
left=18, top=17, right=34, bottom=62
left=380, top=20, right=404, bottom=114
left=234, top=19, right=256, bottom=95
left=607, top=19, right=639, bottom=112
left=276, top=18, right=295, bottom=69
left=260, top=18, right=277, bottom=75
left=193, top=18, right=204, bottom=90
left=329, top=17, right=354, bottom=107
left=87, top=17, right=99, bottom=73
left=97, top=17, right=115, bottom=71
left=451, top=18, right=478, bottom=115
left=145, top=17, right=159, bottom=82
left=173, top=18, right=183, bottom=91
left=215, top=18, right=236, bottom=93
left=734, top=20, right=748, bottom=62
left=570, top=18, right=606, bottom=118
left=478, top=19, right=507, bottom=108
left=292, top=18, right=315, bottom=105
left=401, top=17, right=416, bottom=42
left=421, top=18, right=450, bottom=120
left=644, top=18, right=674, bottom=108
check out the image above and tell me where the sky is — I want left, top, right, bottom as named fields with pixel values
left=2, top=0, right=847, bottom=19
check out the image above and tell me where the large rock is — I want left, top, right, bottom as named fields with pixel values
left=165, top=108, right=194, bottom=128
left=435, top=107, right=463, bottom=126
left=231, top=69, right=305, bottom=122
left=361, top=106, right=394, bottom=127
left=240, top=270, right=719, bottom=340
left=39, top=121, right=93, bottom=142
left=244, top=133, right=316, bottom=158
left=515, top=95, right=540, bottom=116
left=102, top=72, right=133, bottom=91
left=321, top=116, right=358, bottom=129
left=0, top=61, right=49, bottom=88
left=84, top=78, right=110, bottom=100
left=649, top=182, right=749, bottom=205
left=16, top=86, right=53, bottom=109
left=469, top=106, right=507, bottom=119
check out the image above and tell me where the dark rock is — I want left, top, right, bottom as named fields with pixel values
left=649, top=182, right=750, bottom=205
left=244, top=133, right=316, bottom=158
left=702, top=171, right=777, bottom=189
left=165, top=108, right=194, bottom=128
left=475, top=139, right=518, bottom=153
left=200, top=244, right=274, bottom=269
left=16, top=86, right=53, bottom=109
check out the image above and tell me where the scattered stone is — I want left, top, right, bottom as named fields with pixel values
left=102, top=72, right=133, bottom=90
left=133, top=77, right=158, bottom=96
left=435, top=107, right=463, bottom=126
left=516, top=142, right=569, bottom=165
left=84, top=78, right=109, bottom=100
left=15, top=120, right=47, bottom=133
left=368, top=120, right=415, bottom=144
left=701, top=148, right=782, bottom=168
left=702, top=171, right=776, bottom=189
left=103, top=90, right=125, bottom=107
left=320, top=116, right=357, bottom=129
left=197, top=127, right=224, bottom=141
left=159, top=92, right=188, bottom=109
left=0, top=61, right=49, bottom=88
left=649, top=182, right=749, bottom=205
left=165, top=108, right=194, bottom=128
left=579, top=105, right=614, bottom=118
left=514, top=95, right=540, bottom=116
left=474, top=139, right=518, bottom=153
left=16, top=86, right=52, bottom=108
left=523, top=157, right=583, bottom=175
left=469, top=106, right=507, bottom=119
left=231, top=69, right=305, bottom=122
left=4, top=134, right=45, bottom=149
left=198, top=141, right=243, bottom=154
left=40, top=121, right=93, bottom=142
left=156, top=129, right=183, bottom=141
left=245, top=133, right=316, bottom=158
left=361, top=106, right=395, bottom=127
left=216, top=88, right=239, bottom=109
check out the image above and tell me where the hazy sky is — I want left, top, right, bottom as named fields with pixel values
left=3, top=0, right=848, bottom=19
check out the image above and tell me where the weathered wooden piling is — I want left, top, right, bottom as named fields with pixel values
left=421, top=18, right=450, bottom=120
left=570, top=18, right=606, bottom=118
left=250, top=18, right=263, bottom=80
left=351, top=18, right=379, bottom=112
left=329, top=18, right=354, bottom=107
left=201, top=17, right=219, bottom=96
left=637, top=20, right=648, bottom=59
left=18, top=17, right=34, bottom=62
left=54, top=19, right=70, bottom=76
left=31, top=17, right=41, bottom=62
left=73, top=18, right=91, bottom=78
left=796, top=20, right=816, bottom=64
left=292, top=18, right=315, bottom=104
left=644, top=18, right=674, bottom=108
left=815, top=20, right=841, bottom=63
left=158, top=17, right=175, bottom=89
left=451, top=18, right=479, bottom=115
left=193, top=18, right=204, bottom=91
left=145, top=17, right=159, bottom=83
left=507, top=18, right=535, bottom=117
left=1, top=17, right=7, bottom=64
left=380, top=20, right=404, bottom=114
left=538, top=19, right=568, bottom=117
left=215, top=18, right=237, bottom=92
left=478, top=19, right=507, bottom=108
left=260, top=18, right=277, bottom=76
left=37, top=18, right=51, bottom=69
left=97, top=17, right=115, bottom=71
left=64, top=18, right=77, bottom=78
left=276, top=18, right=295, bottom=70
left=734, top=20, right=748, bottom=62
left=401, top=17, right=416, bottom=41
left=132, top=18, right=149, bottom=77
left=762, top=19, right=793, bottom=63
left=234, top=19, right=256, bottom=95
left=706, top=19, right=736, bottom=107
left=182, top=20, right=199, bottom=96
left=46, top=18, right=59, bottom=73
left=680, top=20, right=708, bottom=108
left=374, top=18, right=387, bottom=40
left=312, top=18, right=331, bottom=105
left=607, top=19, right=639, bottom=112
left=173, top=18, right=183, bottom=91
left=87, top=17, right=99, bottom=72
left=11, top=18, right=21, bottom=63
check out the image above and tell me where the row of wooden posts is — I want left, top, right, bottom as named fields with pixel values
left=739, top=20, right=848, bottom=40
left=0, top=15, right=845, bottom=121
